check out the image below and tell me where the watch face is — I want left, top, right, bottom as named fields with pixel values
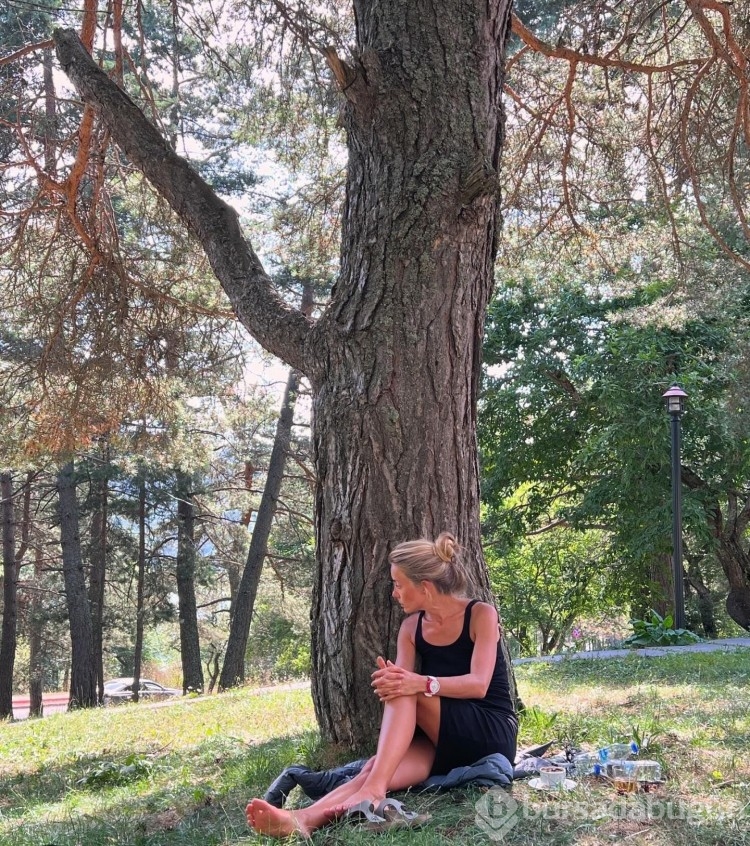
left=428, top=677, right=440, bottom=695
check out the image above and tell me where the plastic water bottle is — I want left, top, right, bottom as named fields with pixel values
left=631, top=760, right=662, bottom=784
left=597, top=741, right=639, bottom=763
left=573, top=752, right=600, bottom=776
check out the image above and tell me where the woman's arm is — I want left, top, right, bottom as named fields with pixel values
left=371, top=615, right=417, bottom=700
left=433, top=602, right=499, bottom=699
left=372, top=603, right=500, bottom=701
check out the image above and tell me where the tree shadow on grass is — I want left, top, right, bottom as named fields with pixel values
left=0, top=731, right=314, bottom=846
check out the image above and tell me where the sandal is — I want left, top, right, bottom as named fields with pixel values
left=344, top=799, right=388, bottom=830
left=373, top=798, right=432, bottom=829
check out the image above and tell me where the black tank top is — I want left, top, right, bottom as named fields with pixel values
left=415, top=599, right=514, bottom=714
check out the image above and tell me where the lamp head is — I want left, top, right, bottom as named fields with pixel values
left=662, top=384, right=687, bottom=415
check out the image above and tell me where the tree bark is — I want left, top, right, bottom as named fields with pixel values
left=87, top=447, right=108, bottom=703
left=706, top=498, right=750, bottom=631
left=206, top=642, right=222, bottom=694
left=57, top=461, right=98, bottom=709
left=219, top=367, right=301, bottom=690
left=685, top=557, right=717, bottom=638
left=310, top=0, right=513, bottom=745
left=54, top=0, right=515, bottom=747
left=28, top=538, right=45, bottom=718
left=176, top=475, right=204, bottom=693
left=716, top=538, right=750, bottom=631
left=0, top=473, right=17, bottom=719
left=132, top=478, right=147, bottom=703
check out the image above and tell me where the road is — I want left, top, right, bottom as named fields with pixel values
left=7, top=681, right=311, bottom=721
left=10, top=693, right=71, bottom=720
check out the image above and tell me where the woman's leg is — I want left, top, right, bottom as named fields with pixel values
left=372, top=730, right=436, bottom=791
left=246, top=761, right=376, bottom=838
left=246, top=693, right=441, bottom=838
left=338, top=691, right=441, bottom=805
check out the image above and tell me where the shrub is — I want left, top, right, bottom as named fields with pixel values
left=623, top=609, right=702, bottom=647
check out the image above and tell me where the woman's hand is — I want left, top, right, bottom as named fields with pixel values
left=371, top=656, right=423, bottom=701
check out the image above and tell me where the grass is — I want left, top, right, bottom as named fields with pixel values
left=0, top=651, right=749, bottom=845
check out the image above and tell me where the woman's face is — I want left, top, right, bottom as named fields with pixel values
left=390, top=564, right=426, bottom=613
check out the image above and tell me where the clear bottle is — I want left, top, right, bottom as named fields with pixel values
left=631, top=760, right=662, bottom=783
left=597, top=741, right=639, bottom=763
left=573, top=752, right=600, bottom=776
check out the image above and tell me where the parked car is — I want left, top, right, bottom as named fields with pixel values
left=102, top=677, right=182, bottom=705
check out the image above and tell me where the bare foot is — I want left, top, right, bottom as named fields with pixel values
left=246, top=798, right=312, bottom=839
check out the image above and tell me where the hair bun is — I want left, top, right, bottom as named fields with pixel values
left=434, top=531, right=458, bottom=563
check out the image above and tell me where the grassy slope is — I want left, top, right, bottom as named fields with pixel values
left=0, top=652, right=748, bottom=845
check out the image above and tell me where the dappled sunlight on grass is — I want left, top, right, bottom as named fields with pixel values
left=513, top=651, right=750, bottom=846
left=0, top=687, right=315, bottom=775
left=0, top=685, right=317, bottom=846
left=2, top=657, right=750, bottom=845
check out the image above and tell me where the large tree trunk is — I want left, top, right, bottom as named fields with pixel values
left=707, top=496, right=750, bottom=631
left=1, top=473, right=33, bottom=719
left=219, top=367, right=301, bottom=690
left=54, top=0, right=515, bottom=747
left=716, top=539, right=750, bottom=631
left=57, top=461, right=98, bottom=709
left=310, top=0, right=513, bottom=746
left=0, top=473, right=17, bottom=719
left=685, top=557, right=718, bottom=638
left=175, top=475, right=204, bottom=694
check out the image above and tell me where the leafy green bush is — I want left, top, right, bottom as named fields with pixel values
left=77, top=753, right=153, bottom=788
left=245, top=601, right=311, bottom=681
left=623, top=610, right=702, bottom=647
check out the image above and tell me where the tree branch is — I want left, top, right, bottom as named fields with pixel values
left=53, top=28, right=313, bottom=377
left=681, top=466, right=709, bottom=490
left=0, top=39, right=54, bottom=67
left=510, top=11, right=707, bottom=74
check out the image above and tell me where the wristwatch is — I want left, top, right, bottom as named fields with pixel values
left=424, top=675, right=440, bottom=697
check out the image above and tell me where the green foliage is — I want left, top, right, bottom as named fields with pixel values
left=489, top=523, right=615, bottom=655
left=623, top=609, right=703, bottom=648
left=519, top=705, right=558, bottom=740
left=245, top=594, right=311, bottom=682
left=629, top=718, right=665, bottom=754
left=76, top=754, right=154, bottom=789
left=492, top=0, right=750, bottom=635
left=481, top=275, right=750, bottom=622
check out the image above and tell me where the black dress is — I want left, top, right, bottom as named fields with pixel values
left=416, top=599, right=518, bottom=775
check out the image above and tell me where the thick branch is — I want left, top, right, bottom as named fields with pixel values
left=0, top=39, right=54, bottom=67
left=737, top=493, right=750, bottom=537
left=322, top=46, right=358, bottom=91
left=510, top=12, right=707, bottom=74
left=681, top=466, right=709, bottom=490
left=53, top=28, right=312, bottom=376
left=685, top=0, right=747, bottom=74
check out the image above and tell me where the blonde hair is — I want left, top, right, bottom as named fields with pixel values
left=388, top=531, right=467, bottom=595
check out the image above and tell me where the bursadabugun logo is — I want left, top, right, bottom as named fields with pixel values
left=475, top=787, right=520, bottom=840
left=474, top=788, right=733, bottom=841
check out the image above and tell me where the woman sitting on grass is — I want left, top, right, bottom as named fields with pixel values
left=246, top=531, right=518, bottom=838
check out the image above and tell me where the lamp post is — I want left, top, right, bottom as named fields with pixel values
left=662, top=384, right=687, bottom=629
